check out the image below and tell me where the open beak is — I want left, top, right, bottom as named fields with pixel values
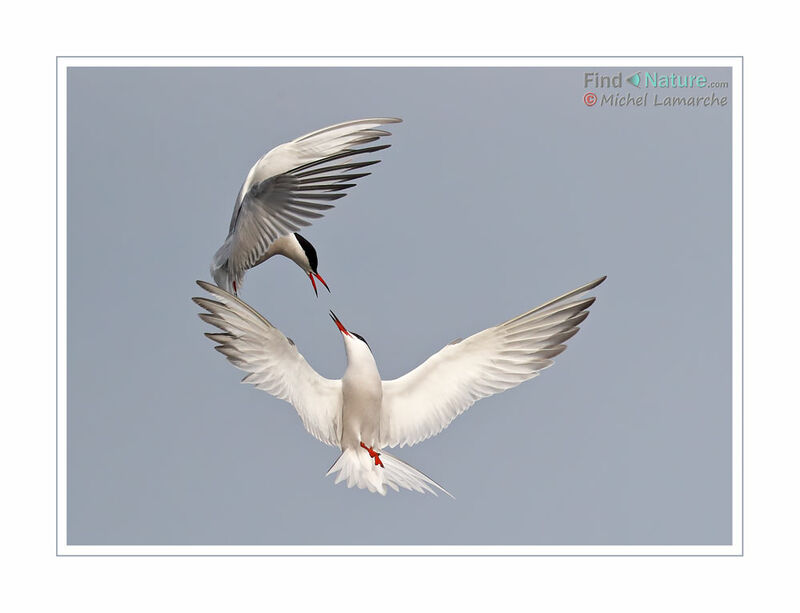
left=329, top=311, right=350, bottom=336
left=308, top=272, right=330, bottom=297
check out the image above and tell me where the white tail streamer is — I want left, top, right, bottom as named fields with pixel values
left=326, top=448, right=453, bottom=498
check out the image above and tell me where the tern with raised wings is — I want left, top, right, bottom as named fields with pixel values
left=194, top=276, right=606, bottom=496
left=211, top=117, right=402, bottom=296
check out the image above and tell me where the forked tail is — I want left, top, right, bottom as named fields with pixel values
left=326, top=448, right=453, bottom=498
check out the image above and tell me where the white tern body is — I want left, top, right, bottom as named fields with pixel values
left=194, top=275, right=606, bottom=497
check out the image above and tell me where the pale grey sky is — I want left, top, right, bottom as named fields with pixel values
left=67, top=66, right=732, bottom=545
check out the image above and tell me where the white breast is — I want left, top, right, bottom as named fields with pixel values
left=340, top=338, right=382, bottom=449
left=259, top=234, right=307, bottom=269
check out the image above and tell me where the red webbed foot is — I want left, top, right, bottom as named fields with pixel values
left=360, top=442, right=384, bottom=468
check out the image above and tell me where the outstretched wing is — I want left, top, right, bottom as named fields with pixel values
left=193, top=281, right=342, bottom=446
left=379, top=277, right=606, bottom=448
left=217, top=118, right=402, bottom=289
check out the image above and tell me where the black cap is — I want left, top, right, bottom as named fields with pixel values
left=293, top=233, right=319, bottom=272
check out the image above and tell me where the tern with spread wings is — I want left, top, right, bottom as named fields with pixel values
left=194, top=276, right=606, bottom=497
left=211, top=118, right=401, bottom=296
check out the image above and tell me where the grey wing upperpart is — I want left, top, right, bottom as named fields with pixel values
left=379, top=276, right=606, bottom=448
left=212, top=118, right=402, bottom=293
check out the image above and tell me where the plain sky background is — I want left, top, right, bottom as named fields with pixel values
left=66, top=66, right=732, bottom=545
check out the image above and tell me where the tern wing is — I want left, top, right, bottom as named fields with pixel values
left=379, top=276, right=606, bottom=448
left=194, top=281, right=342, bottom=447
left=213, top=118, right=402, bottom=291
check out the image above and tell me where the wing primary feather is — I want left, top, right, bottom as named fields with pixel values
left=503, top=297, right=597, bottom=328
left=344, top=135, right=381, bottom=146
left=293, top=183, right=357, bottom=192
left=288, top=144, right=392, bottom=175
left=292, top=192, right=347, bottom=201
left=286, top=199, right=336, bottom=210
left=205, top=332, right=233, bottom=343
left=293, top=159, right=381, bottom=178
left=527, top=276, right=607, bottom=316
left=293, top=117, right=401, bottom=143
left=282, top=205, right=325, bottom=219
left=193, top=296, right=225, bottom=311
left=297, top=173, right=370, bottom=184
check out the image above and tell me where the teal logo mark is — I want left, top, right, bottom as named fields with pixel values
left=627, top=72, right=641, bottom=87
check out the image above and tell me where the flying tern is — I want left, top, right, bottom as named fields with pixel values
left=194, top=275, right=606, bottom=497
left=210, top=117, right=402, bottom=296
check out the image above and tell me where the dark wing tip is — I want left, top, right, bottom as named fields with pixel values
left=204, top=332, right=232, bottom=343
left=346, top=143, right=391, bottom=155
left=195, top=279, right=239, bottom=301
left=193, top=296, right=224, bottom=311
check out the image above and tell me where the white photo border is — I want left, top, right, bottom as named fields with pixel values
left=56, top=56, right=743, bottom=556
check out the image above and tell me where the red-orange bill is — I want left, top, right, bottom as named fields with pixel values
left=314, top=272, right=330, bottom=293
left=329, top=311, right=350, bottom=336
left=308, top=272, right=330, bottom=296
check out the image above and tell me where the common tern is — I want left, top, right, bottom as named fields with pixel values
left=194, top=275, right=606, bottom=497
left=210, top=117, right=402, bottom=296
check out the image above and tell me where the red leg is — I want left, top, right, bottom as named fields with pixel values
left=360, top=442, right=384, bottom=468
